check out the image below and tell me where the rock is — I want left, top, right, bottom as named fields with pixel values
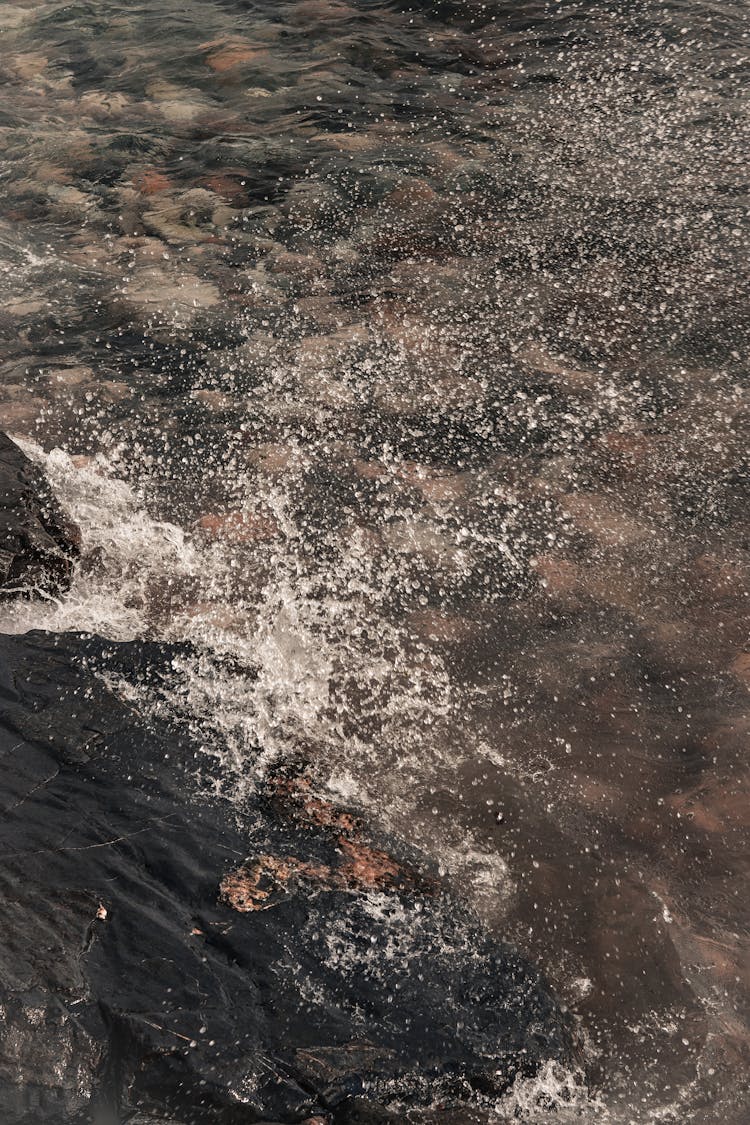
left=294, top=295, right=352, bottom=331
left=0, top=629, right=574, bottom=1123
left=559, top=491, right=655, bottom=549
left=133, top=169, right=173, bottom=196
left=144, top=79, right=215, bottom=125
left=383, top=178, right=437, bottom=209
left=116, top=268, right=221, bottom=333
left=531, top=554, right=580, bottom=600
left=406, top=608, right=479, bottom=645
left=730, top=651, right=750, bottom=690
left=190, top=389, right=238, bottom=414
left=200, top=38, right=269, bottom=73
left=689, top=553, right=747, bottom=603
left=141, top=189, right=233, bottom=244
left=97, top=379, right=133, bottom=403
left=0, top=432, right=79, bottom=596
left=77, top=90, right=131, bottom=120
left=0, top=397, right=46, bottom=435
left=266, top=250, right=323, bottom=282
left=42, top=365, right=95, bottom=388
left=516, top=342, right=600, bottom=395
left=4, top=296, right=46, bottom=316
left=246, top=442, right=305, bottom=476
left=297, top=327, right=369, bottom=366
left=197, top=173, right=249, bottom=206
left=195, top=510, right=280, bottom=542
left=45, top=183, right=101, bottom=223
left=6, top=51, right=48, bottom=80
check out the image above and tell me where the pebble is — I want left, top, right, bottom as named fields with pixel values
left=43, top=366, right=95, bottom=388
left=195, top=511, right=280, bottom=543
left=729, top=652, right=750, bottom=689
left=560, top=492, right=655, bottom=549
left=200, top=38, right=270, bottom=73
left=532, top=555, right=580, bottom=599
left=133, top=169, right=172, bottom=196
left=0, top=398, right=44, bottom=435
left=118, top=269, right=221, bottom=329
left=191, top=390, right=238, bottom=413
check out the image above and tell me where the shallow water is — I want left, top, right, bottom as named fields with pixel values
left=1, top=0, right=749, bottom=1119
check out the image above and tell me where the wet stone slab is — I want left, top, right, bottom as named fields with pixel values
left=0, top=432, right=79, bottom=595
left=0, top=628, right=574, bottom=1124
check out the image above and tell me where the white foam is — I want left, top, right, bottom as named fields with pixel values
left=1, top=443, right=458, bottom=816
left=0, top=440, right=207, bottom=639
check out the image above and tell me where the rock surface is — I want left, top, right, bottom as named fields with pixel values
left=0, top=432, right=79, bottom=595
left=0, top=628, right=574, bottom=1124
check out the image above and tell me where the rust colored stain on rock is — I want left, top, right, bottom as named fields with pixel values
left=336, top=837, right=404, bottom=888
left=270, top=774, right=362, bottom=836
left=219, top=844, right=408, bottom=911
left=220, top=855, right=330, bottom=912
left=220, top=803, right=420, bottom=911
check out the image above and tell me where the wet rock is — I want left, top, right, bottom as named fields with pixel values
left=145, top=79, right=216, bottom=126
left=97, top=379, right=133, bottom=404
left=266, top=249, right=324, bottom=282
left=195, top=509, right=280, bottom=542
left=406, top=609, right=479, bottom=646
left=689, top=553, right=747, bottom=603
left=730, top=651, right=750, bottom=690
left=246, top=442, right=305, bottom=477
left=516, top=342, right=600, bottom=396
left=46, top=183, right=102, bottom=224
left=77, top=89, right=131, bottom=120
left=6, top=51, right=48, bottom=81
left=190, top=389, right=239, bottom=413
left=0, top=386, right=45, bottom=434
left=200, top=38, right=269, bottom=74
left=559, top=491, right=656, bottom=549
left=133, top=169, right=173, bottom=196
left=4, top=296, right=46, bottom=317
left=112, top=234, right=174, bottom=264
left=531, top=554, right=580, bottom=601
left=197, top=173, right=249, bottom=206
left=0, top=431, right=79, bottom=595
left=294, top=295, right=353, bottom=331
left=116, top=268, right=221, bottom=333
left=384, top=178, right=438, bottom=210
left=0, top=629, right=574, bottom=1123
left=42, top=364, right=96, bottom=389
left=141, top=188, right=236, bottom=244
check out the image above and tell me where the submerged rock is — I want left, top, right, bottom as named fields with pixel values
left=0, top=431, right=79, bottom=595
left=0, top=629, right=574, bottom=1123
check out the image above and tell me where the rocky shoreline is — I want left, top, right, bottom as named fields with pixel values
left=0, top=431, right=574, bottom=1123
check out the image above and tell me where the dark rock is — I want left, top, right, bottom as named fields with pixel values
left=0, top=432, right=79, bottom=596
left=0, top=630, right=574, bottom=1124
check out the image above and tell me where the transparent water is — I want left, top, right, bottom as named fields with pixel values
left=1, top=0, right=748, bottom=1119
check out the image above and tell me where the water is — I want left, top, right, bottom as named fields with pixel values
left=1, top=0, right=749, bottom=1119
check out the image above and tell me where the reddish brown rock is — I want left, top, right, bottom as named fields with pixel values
left=198, top=173, right=248, bottom=206
left=201, top=38, right=268, bottom=72
left=133, top=169, right=172, bottom=196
